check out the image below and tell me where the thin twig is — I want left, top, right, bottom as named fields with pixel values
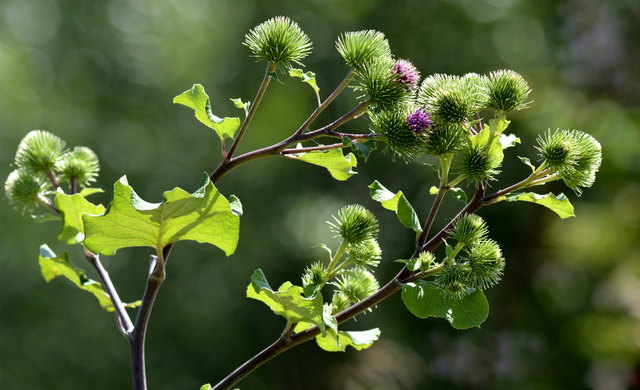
left=294, top=69, right=356, bottom=135
left=209, top=102, right=373, bottom=183
left=84, top=249, right=135, bottom=335
left=130, top=251, right=167, bottom=390
left=225, top=62, right=277, bottom=160
left=45, top=168, right=60, bottom=189
left=417, top=155, right=452, bottom=247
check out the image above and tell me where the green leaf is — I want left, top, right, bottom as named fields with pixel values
left=294, top=321, right=379, bottom=352
left=79, top=187, right=104, bottom=197
left=286, top=147, right=358, bottom=181
left=38, top=244, right=140, bottom=312
left=499, top=133, right=520, bottom=149
left=289, top=68, right=320, bottom=102
left=369, top=180, right=422, bottom=232
left=315, top=328, right=381, bottom=352
left=83, top=174, right=240, bottom=256
left=199, top=385, right=212, bottom=390
left=429, top=186, right=439, bottom=195
left=342, top=137, right=377, bottom=161
left=247, top=269, right=326, bottom=334
left=55, top=193, right=106, bottom=244
left=471, top=126, right=504, bottom=167
left=401, top=281, right=489, bottom=329
left=229, top=195, right=243, bottom=216
left=488, top=115, right=510, bottom=136
left=445, top=241, right=454, bottom=258
left=518, top=156, right=536, bottom=172
left=395, top=258, right=421, bottom=272
left=230, top=97, right=250, bottom=116
left=173, top=84, right=241, bottom=141
left=450, top=187, right=467, bottom=203
left=504, top=192, right=575, bottom=219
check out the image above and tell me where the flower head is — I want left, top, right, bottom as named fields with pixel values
left=485, top=69, right=531, bottom=112
left=369, top=104, right=428, bottom=160
left=448, top=214, right=488, bottom=245
left=391, top=59, right=421, bottom=90
left=424, top=122, right=465, bottom=156
left=435, top=263, right=473, bottom=300
left=244, top=16, right=312, bottom=67
left=464, top=239, right=505, bottom=290
left=347, top=238, right=382, bottom=268
left=356, top=57, right=410, bottom=109
left=406, top=108, right=432, bottom=133
left=59, top=146, right=100, bottom=187
left=331, top=267, right=379, bottom=311
left=418, top=74, right=478, bottom=124
left=15, top=130, right=66, bottom=173
left=536, top=129, right=602, bottom=195
left=457, top=143, right=502, bottom=182
left=335, top=30, right=391, bottom=72
left=4, top=168, right=51, bottom=211
left=329, top=205, right=379, bottom=245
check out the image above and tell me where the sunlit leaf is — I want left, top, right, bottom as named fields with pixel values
left=499, top=133, right=520, bottom=149
left=294, top=320, right=379, bottom=352
left=488, top=115, right=510, bottom=136
left=504, top=192, right=575, bottom=219
left=83, top=174, right=239, bottom=256
left=470, top=126, right=504, bottom=167
left=286, top=147, right=358, bottom=181
left=450, top=187, right=467, bottom=203
left=369, top=180, right=422, bottom=232
left=55, top=193, right=105, bottom=244
left=315, top=328, right=381, bottom=352
left=518, top=156, right=536, bottom=172
left=445, top=241, right=454, bottom=258
left=395, top=258, right=421, bottom=272
left=402, top=281, right=489, bottom=329
left=173, top=84, right=241, bottom=141
left=229, top=195, right=243, bottom=216
left=289, top=68, right=320, bottom=102
left=79, top=188, right=104, bottom=197
left=230, top=97, right=250, bottom=116
left=38, top=244, right=140, bottom=312
left=247, top=269, right=326, bottom=334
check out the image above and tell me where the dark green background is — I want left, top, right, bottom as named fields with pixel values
left=1, top=0, right=639, bottom=389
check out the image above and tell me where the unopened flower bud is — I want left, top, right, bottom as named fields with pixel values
left=418, top=74, right=477, bottom=124
left=335, top=30, right=391, bottom=72
left=464, top=239, right=505, bottom=290
left=59, top=146, right=100, bottom=187
left=485, top=69, right=530, bottom=112
left=244, top=16, right=312, bottom=67
left=448, top=214, right=488, bottom=245
left=4, top=168, right=51, bottom=211
left=329, top=205, right=379, bottom=245
left=15, top=130, right=66, bottom=173
left=435, top=263, right=472, bottom=300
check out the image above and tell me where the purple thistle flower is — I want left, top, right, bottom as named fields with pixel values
left=391, top=59, right=420, bottom=90
left=407, top=108, right=432, bottom=133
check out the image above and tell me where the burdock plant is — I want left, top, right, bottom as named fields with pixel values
left=5, top=16, right=602, bottom=390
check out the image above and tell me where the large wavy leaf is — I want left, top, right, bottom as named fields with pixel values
left=83, top=174, right=239, bottom=256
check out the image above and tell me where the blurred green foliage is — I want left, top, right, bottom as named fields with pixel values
left=1, top=0, right=639, bottom=389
